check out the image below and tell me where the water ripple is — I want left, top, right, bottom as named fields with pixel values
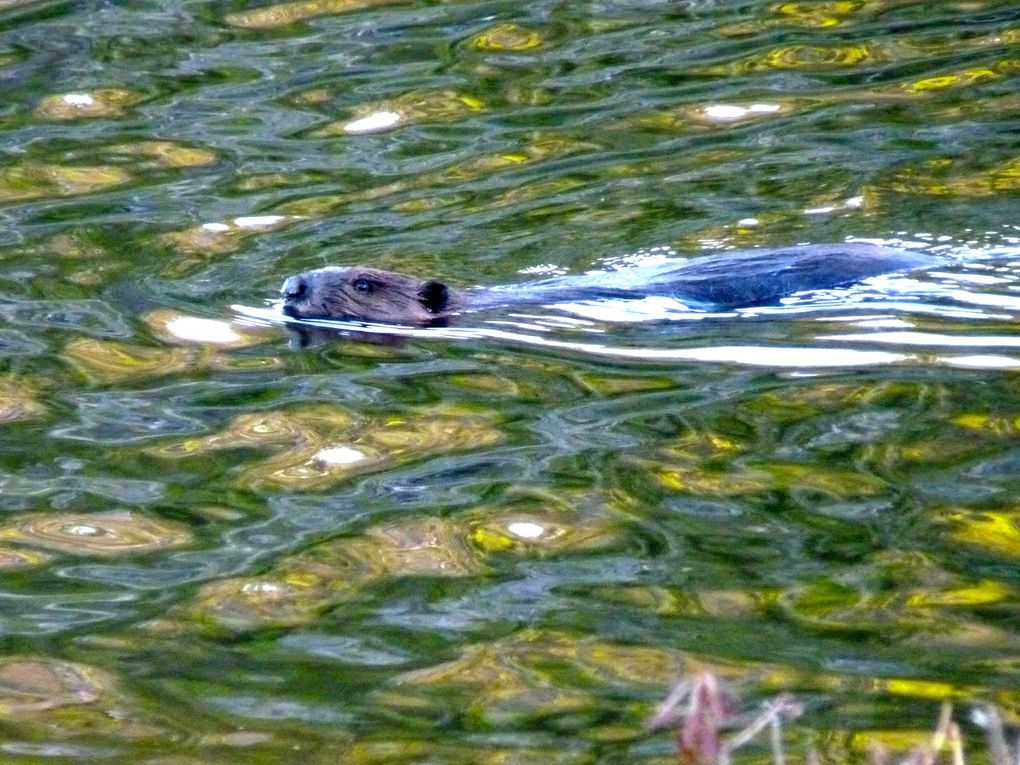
left=2, top=0, right=1020, bottom=754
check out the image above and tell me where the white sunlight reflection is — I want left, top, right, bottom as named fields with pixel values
left=233, top=305, right=909, bottom=368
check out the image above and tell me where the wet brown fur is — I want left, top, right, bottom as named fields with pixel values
left=281, top=266, right=454, bottom=325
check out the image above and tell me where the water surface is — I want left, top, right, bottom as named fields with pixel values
left=1, top=0, right=1020, bottom=761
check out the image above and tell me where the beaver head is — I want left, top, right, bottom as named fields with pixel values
left=281, top=266, right=452, bottom=325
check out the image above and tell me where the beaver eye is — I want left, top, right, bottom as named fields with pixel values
left=353, top=278, right=372, bottom=293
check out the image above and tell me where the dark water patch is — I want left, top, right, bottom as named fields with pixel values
left=0, top=590, right=140, bottom=634
left=0, top=471, right=165, bottom=508
left=53, top=389, right=213, bottom=444
left=0, top=298, right=132, bottom=337
left=278, top=631, right=414, bottom=666
left=0, top=329, right=48, bottom=354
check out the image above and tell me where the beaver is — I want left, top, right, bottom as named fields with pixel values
left=280, top=242, right=938, bottom=325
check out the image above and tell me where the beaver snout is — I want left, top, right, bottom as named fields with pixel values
left=282, top=274, right=309, bottom=301
left=280, top=273, right=311, bottom=318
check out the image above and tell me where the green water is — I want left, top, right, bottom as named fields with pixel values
left=0, top=0, right=1019, bottom=761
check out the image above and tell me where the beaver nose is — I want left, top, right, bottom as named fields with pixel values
left=281, top=275, right=308, bottom=301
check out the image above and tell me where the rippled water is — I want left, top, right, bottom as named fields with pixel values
left=1, top=0, right=1020, bottom=760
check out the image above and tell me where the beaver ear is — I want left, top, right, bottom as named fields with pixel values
left=418, top=280, right=449, bottom=313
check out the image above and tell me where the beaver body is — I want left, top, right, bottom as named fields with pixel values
left=281, top=243, right=937, bottom=325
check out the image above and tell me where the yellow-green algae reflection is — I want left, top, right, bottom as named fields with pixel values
left=0, top=163, right=133, bottom=202
left=0, top=511, right=191, bottom=557
left=311, top=90, right=485, bottom=137
left=0, top=547, right=53, bottom=570
left=158, top=214, right=301, bottom=275
left=64, top=311, right=271, bottom=381
left=0, top=655, right=283, bottom=751
left=384, top=629, right=687, bottom=728
left=0, top=378, right=45, bottom=422
left=225, top=0, right=406, bottom=28
left=65, top=338, right=200, bottom=382
left=948, top=509, right=1020, bottom=559
left=703, top=42, right=881, bottom=75
left=0, top=658, right=112, bottom=714
left=273, top=132, right=595, bottom=218
left=468, top=22, right=547, bottom=52
left=184, top=496, right=636, bottom=633
left=881, top=155, right=1020, bottom=197
left=101, top=140, right=218, bottom=169
left=0, top=657, right=164, bottom=748
left=33, top=89, right=143, bottom=120
left=716, top=1, right=873, bottom=33
left=634, top=425, right=890, bottom=500
left=185, top=516, right=485, bottom=631
left=778, top=551, right=1014, bottom=636
left=147, top=402, right=504, bottom=490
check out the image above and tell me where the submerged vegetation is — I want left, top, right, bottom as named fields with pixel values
left=648, top=672, right=1020, bottom=765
